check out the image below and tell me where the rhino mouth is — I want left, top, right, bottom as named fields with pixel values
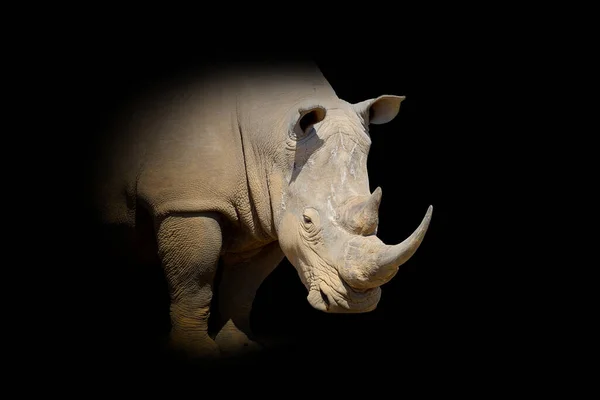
left=308, top=277, right=381, bottom=313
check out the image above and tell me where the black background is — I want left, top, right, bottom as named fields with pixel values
left=46, top=14, right=531, bottom=391
left=6, top=3, right=583, bottom=394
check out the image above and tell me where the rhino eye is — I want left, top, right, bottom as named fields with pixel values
left=302, top=207, right=320, bottom=226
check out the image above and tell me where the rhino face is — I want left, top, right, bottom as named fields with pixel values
left=276, top=95, right=433, bottom=313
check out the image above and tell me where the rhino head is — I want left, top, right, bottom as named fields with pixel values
left=275, top=94, right=432, bottom=313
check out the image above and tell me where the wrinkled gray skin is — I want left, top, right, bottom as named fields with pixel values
left=92, top=62, right=432, bottom=359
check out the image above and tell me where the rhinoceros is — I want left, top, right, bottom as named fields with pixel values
left=91, top=61, right=432, bottom=360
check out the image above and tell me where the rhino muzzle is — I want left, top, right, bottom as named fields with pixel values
left=340, top=203, right=433, bottom=290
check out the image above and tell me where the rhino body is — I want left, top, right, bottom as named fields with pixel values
left=91, top=61, right=432, bottom=359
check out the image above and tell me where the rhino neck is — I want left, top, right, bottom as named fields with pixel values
left=232, top=63, right=339, bottom=245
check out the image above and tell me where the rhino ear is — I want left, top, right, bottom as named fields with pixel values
left=354, top=95, right=406, bottom=125
left=291, top=105, right=327, bottom=139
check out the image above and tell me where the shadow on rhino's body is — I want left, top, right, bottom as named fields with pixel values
left=88, top=204, right=308, bottom=363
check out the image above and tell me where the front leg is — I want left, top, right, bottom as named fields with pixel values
left=214, top=241, right=284, bottom=356
left=155, top=212, right=223, bottom=360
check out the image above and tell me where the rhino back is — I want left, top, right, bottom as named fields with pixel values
left=92, top=77, right=246, bottom=227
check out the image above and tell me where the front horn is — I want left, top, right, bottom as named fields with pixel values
left=342, top=205, right=433, bottom=290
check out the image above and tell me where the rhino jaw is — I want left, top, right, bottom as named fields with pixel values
left=307, top=283, right=382, bottom=313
